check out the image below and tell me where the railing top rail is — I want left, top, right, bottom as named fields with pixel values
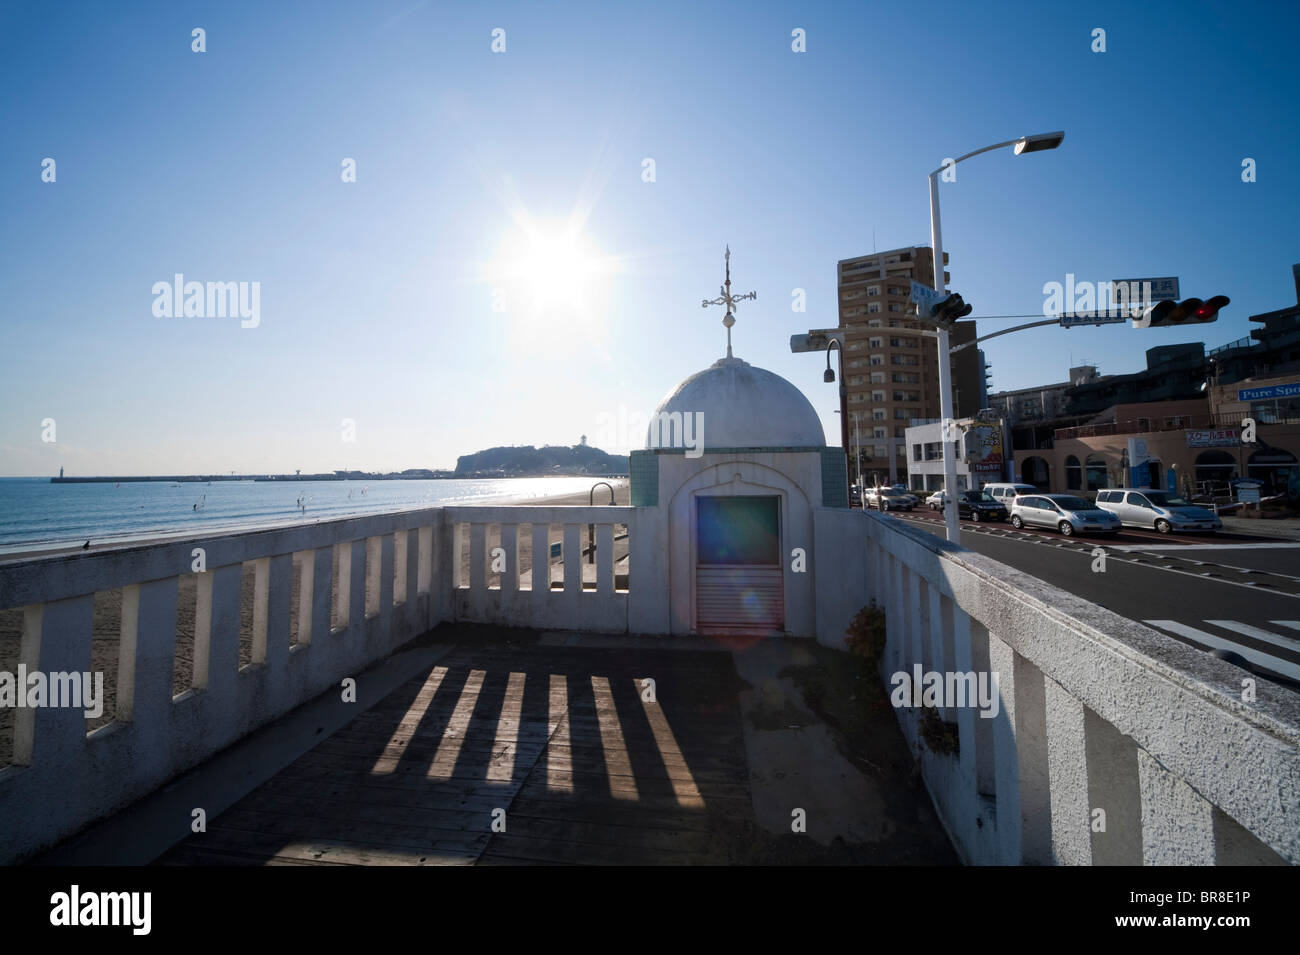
left=0, top=506, right=446, bottom=609
left=443, top=504, right=637, bottom=522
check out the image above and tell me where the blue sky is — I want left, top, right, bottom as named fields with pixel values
left=1, top=0, right=1297, bottom=475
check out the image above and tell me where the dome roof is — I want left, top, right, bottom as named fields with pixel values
left=647, top=356, right=826, bottom=450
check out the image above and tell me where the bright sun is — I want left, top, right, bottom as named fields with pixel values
left=491, top=221, right=608, bottom=319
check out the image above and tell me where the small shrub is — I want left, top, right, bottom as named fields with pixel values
left=844, top=601, right=887, bottom=667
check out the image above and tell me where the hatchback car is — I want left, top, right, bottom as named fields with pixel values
left=1009, top=493, right=1121, bottom=536
left=925, top=490, right=948, bottom=510
left=947, top=490, right=1008, bottom=522
left=983, top=483, right=1038, bottom=508
left=865, top=487, right=915, bottom=512
left=1094, top=488, right=1222, bottom=533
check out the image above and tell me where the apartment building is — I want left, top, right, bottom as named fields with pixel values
left=837, top=245, right=980, bottom=483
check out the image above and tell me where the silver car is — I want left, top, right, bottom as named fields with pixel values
left=1094, top=488, right=1222, bottom=534
left=1009, top=493, right=1121, bottom=536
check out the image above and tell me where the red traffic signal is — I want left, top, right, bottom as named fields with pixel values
left=1133, top=295, right=1229, bottom=328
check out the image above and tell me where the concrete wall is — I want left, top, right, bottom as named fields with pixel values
left=861, top=509, right=1300, bottom=865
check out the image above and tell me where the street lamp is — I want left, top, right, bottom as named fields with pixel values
left=928, top=130, right=1064, bottom=544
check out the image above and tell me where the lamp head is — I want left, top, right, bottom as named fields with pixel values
left=1014, top=131, right=1065, bottom=155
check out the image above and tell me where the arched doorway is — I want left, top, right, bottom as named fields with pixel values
left=1248, top=448, right=1298, bottom=495
left=1020, top=456, right=1050, bottom=489
left=1194, top=450, right=1237, bottom=490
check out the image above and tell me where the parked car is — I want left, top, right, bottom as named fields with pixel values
left=1009, top=493, right=1121, bottom=536
left=982, top=482, right=1038, bottom=507
left=1094, top=488, right=1222, bottom=533
left=890, top=485, right=920, bottom=507
left=865, top=487, right=915, bottom=512
left=925, top=490, right=948, bottom=510
left=947, top=490, right=1008, bottom=522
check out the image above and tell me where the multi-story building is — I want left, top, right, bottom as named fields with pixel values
left=837, top=245, right=980, bottom=483
left=1002, top=265, right=1300, bottom=496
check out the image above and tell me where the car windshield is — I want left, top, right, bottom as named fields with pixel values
left=880, top=489, right=904, bottom=496
left=1144, top=492, right=1190, bottom=507
left=1053, top=496, right=1092, bottom=511
left=962, top=492, right=994, bottom=502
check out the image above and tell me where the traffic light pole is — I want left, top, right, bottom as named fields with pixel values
left=929, top=171, right=962, bottom=545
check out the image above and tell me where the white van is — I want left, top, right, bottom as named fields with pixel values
left=982, top=483, right=1038, bottom=507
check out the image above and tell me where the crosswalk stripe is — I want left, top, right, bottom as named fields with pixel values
left=1205, top=620, right=1300, bottom=654
left=1270, top=620, right=1300, bottom=632
left=1143, top=620, right=1300, bottom=682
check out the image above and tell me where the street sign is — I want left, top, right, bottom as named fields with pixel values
left=1111, top=277, right=1180, bottom=303
left=1237, top=485, right=1261, bottom=504
left=910, top=281, right=948, bottom=316
left=1185, top=428, right=1240, bottom=448
left=1238, top=382, right=1300, bottom=401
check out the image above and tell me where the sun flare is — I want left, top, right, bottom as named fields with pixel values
left=490, top=220, right=609, bottom=319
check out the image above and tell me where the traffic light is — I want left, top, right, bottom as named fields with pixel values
left=929, top=292, right=973, bottom=328
left=1133, top=295, right=1229, bottom=328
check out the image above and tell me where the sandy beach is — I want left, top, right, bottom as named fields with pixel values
left=0, top=479, right=629, bottom=767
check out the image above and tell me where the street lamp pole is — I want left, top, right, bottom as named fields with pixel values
left=928, top=173, right=961, bottom=544
left=926, top=130, right=1064, bottom=545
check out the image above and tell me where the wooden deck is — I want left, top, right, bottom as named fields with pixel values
left=159, top=644, right=754, bottom=865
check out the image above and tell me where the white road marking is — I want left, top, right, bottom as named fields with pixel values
left=1205, top=619, right=1300, bottom=654
left=1271, top=620, right=1300, bottom=632
left=1109, top=542, right=1300, bottom=552
left=1143, top=620, right=1300, bottom=682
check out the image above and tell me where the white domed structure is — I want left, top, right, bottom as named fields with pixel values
left=626, top=245, right=851, bottom=643
left=647, top=356, right=826, bottom=450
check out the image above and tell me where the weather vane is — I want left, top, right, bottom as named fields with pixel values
left=701, top=244, right=756, bottom=359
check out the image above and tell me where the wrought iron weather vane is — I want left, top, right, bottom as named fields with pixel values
left=701, top=245, right=756, bottom=359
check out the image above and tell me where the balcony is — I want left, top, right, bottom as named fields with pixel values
left=1, top=505, right=1295, bottom=865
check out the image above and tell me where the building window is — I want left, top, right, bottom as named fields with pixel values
left=870, top=354, right=884, bottom=366
left=867, top=318, right=883, bottom=328
left=867, top=285, right=880, bottom=296
left=889, top=303, right=903, bottom=312
left=913, top=444, right=923, bottom=461
left=1065, top=455, right=1082, bottom=490
left=873, top=427, right=887, bottom=439
left=867, top=303, right=882, bottom=313
left=872, top=409, right=887, bottom=421
left=869, top=337, right=884, bottom=348
left=871, top=390, right=886, bottom=402
left=1085, top=453, right=1109, bottom=491
left=870, top=372, right=885, bottom=384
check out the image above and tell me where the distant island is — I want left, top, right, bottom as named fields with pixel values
left=455, top=444, right=628, bottom=477
left=48, top=444, right=629, bottom=483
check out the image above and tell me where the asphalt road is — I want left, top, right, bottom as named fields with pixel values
left=887, top=507, right=1300, bottom=690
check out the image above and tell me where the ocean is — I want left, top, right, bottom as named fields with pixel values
left=0, top=476, right=615, bottom=554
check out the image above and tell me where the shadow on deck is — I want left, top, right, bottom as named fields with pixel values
left=94, top=625, right=957, bottom=865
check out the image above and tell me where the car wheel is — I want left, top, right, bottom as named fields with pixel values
left=1010, top=515, right=1023, bottom=529
left=1155, top=519, right=1171, bottom=534
left=1058, top=521, right=1074, bottom=536
left=881, top=501, right=889, bottom=511
left=972, top=511, right=981, bottom=522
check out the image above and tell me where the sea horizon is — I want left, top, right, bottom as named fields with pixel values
left=0, top=475, right=624, bottom=555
